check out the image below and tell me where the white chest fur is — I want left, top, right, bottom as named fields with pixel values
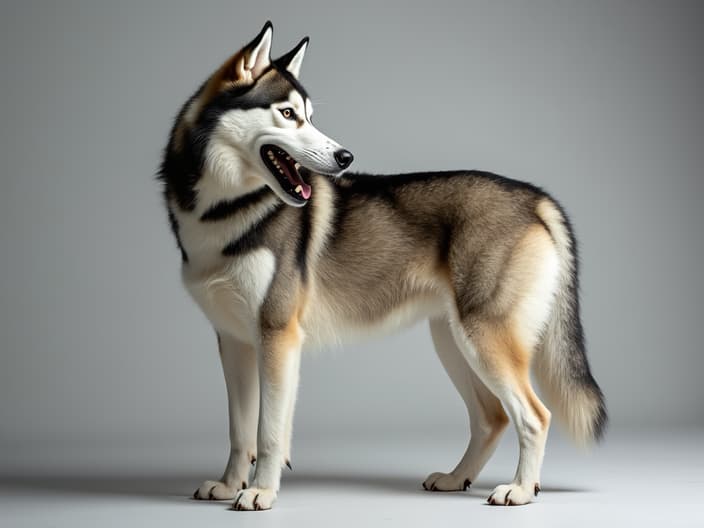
left=182, top=248, right=276, bottom=344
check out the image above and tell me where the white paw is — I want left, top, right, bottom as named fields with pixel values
left=487, top=483, right=539, bottom=506
left=422, top=471, right=471, bottom=492
left=232, top=487, right=276, bottom=511
left=192, top=480, right=245, bottom=501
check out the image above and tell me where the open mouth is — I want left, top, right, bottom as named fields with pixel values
left=260, top=144, right=312, bottom=203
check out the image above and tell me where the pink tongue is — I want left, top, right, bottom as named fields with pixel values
left=281, top=161, right=312, bottom=200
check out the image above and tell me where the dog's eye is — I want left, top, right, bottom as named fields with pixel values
left=280, top=108, right=296, bottom=120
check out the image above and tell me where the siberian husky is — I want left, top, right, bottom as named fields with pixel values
left=159, top=22, right=606, bottom=510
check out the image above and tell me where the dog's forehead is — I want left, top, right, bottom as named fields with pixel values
left=243, top=67, right=309, bottom=108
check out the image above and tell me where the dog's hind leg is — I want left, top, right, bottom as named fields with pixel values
left=193, top=332, right=259, bottom=500
left=449, top=318, right=551, bottom=506
left=445, top=224, right=558, bottom=505
left=423, top=317, right=509, bottom=492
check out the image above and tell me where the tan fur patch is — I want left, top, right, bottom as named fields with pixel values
left=261, top=294, right=306, bottom=383
left=204, top=51, right=249, bottom=103
left=474, top=322, right=531, bottom=375
left=470, top=319, right=550, bottom=430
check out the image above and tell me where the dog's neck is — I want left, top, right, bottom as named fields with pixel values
left=195, top=140, right=266, bottom=214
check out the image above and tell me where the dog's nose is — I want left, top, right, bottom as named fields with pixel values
left=334, top=149, right=354, bottom=169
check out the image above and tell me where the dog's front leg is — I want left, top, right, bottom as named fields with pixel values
left=193, top=333, right=258, bottom=500
left=233, top=320, right=302, bottom=511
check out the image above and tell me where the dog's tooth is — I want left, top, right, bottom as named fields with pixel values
left=295, top=185, right=303, bottom=194
left=294, top=162, right=301, bottom=170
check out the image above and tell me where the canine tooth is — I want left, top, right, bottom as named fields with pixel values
left=295, top=185, right=303, bottom=194
left=294, top=162, right=301, bottom=170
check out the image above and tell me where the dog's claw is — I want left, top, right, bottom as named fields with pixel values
left=534, top=483, right=541, bottom=496
left=253, top=493, right=261, bottom=511
left=488, top=493, right=496, bottom=505
left=422, top=481, right=427, bottom=490
left=463, top=479, right=471, bottom=491
left=285, top=460, right=292, bottom=471
left=250, top=456, right=256, bottom=465
left=192, top=489, right=199, bottom=499
left=241, top=481, right=247, bottom=490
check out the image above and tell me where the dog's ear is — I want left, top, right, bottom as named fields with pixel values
left=210, top=21, right=273, bottom=89
left=275, top=37, right=309, bottom=79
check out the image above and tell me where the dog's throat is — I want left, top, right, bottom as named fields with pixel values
left=261, top=145, right=311, bottom=202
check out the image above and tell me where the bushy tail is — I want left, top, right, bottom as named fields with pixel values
left=534, top=199, right=607, bottom=447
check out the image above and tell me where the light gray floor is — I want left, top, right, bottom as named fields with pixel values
left=1, top=429, right=702, bottom=527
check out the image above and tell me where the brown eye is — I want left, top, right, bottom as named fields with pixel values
left=280, top=108, right=295, bottom=120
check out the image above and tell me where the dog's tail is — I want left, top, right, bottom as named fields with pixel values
left=533, top=198, right=607, bottom=447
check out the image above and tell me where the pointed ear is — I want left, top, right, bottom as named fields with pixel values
left=218, top=21, right=273, bottom=86
left=275, top=37, right=309, bottom=79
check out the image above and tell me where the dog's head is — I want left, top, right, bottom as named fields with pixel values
left=177, top=22, right=353, bottom=207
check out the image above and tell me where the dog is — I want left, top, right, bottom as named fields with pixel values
left=159, top=21, right=606, bottom=510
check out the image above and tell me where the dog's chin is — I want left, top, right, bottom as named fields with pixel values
left=260, top=144, right=311, bottom=206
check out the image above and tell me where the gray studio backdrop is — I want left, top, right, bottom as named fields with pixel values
left=1, top=0, right=702, bottom=464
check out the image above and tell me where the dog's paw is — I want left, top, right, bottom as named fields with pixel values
left=232, top=487, right=276, bottom=511
left=192, top=480, right=246, bottom=501
left=422, top=471, right=471, bottom=492
left=487, top=483, right=537, bottom=506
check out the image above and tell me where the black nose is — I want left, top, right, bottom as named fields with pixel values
left=334, top=149, right=354, bottom=169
